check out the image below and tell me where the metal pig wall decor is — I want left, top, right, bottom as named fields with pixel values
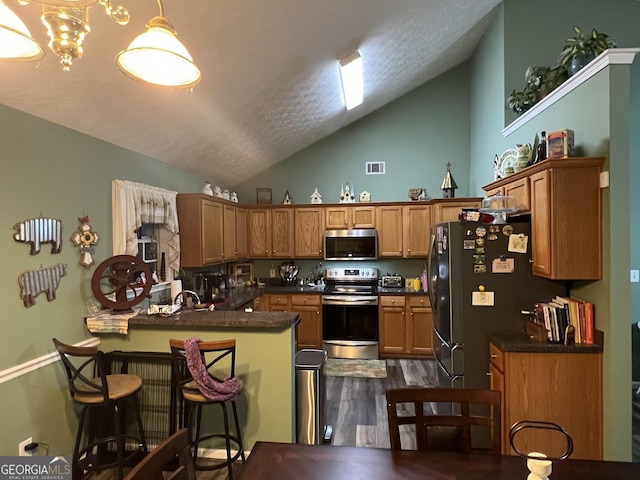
left=14, top=216, right=63, bottom=255
left=18, top=263, right=67, bottom=308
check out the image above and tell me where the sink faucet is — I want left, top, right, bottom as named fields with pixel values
left=174, top=290, right=201, bottom=306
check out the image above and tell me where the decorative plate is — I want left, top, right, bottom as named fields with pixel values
left=498, top=149, right=518, bottom=177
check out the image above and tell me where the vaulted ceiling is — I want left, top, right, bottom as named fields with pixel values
left=0, top=0, right=501, bottom=186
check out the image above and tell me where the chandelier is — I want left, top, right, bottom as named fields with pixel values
left=0, top=0, right=201, bottom=90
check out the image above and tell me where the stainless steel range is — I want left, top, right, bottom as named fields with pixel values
left=321, top=267, right=379, bottom=359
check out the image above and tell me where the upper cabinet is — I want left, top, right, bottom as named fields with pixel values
left=431, top=198, right=482, bottom=224
left=376, top=205, right=403, bottom=257
left=483, top=157, right=605, bottom=280
left=325, top=205, right=376, bottom=229
left=176, top=194, right=224, bottom=267
left=294, top=207, right=325, bottom=258
left=402, top=204, right=431, bottom=257
left=248, top=207, right=295, bottom=258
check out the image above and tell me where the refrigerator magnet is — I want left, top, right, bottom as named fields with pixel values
left=472, top=290, right=495, bottom=306
left=463, top=239, right=475, bottom=250
left=508, top=233, right=528, bottom=253
left=492, top=257, right=515, bottom=273
left=474, top=264, right=487, bottom=273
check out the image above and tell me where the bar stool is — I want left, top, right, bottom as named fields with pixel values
left=169, top=338, right=245, bottom=480
left=52, top=338, right=147, bottom=479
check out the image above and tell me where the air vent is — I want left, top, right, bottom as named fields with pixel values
left=365, top=161, right=385, bottom=175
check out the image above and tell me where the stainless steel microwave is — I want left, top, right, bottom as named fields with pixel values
left=323, top=229, right=378, bottom=261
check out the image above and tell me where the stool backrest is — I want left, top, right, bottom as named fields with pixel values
left=169, top=338, right=237, bottom=388
left=52, top=338, right=109, bottom=402
left=385, top=387, right=501, bottom=454
left=123, top=428, right=196, bottom=480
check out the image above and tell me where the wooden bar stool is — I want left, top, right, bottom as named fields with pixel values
left=52, top=338, right=147, bottom=479
left=169, top=338, right=245, bottom=480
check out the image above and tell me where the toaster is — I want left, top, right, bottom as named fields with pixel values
left=381, top=275, right=403, bottom=288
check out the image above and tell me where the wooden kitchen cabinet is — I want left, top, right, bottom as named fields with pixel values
left=291, top=294, right=322, bottom=350
left=223, top=204, right=238, bottom=262
left=431, top=198, right=482, bottom=224
left=235, top=207, right=248, bottom=259
left=489, top=342, right=603, bottom=460
left=376, top=205, right=403, bottom=257
left=248, top=207, right=294, bottom=258
left=267, top=293, right=291, bottom=312
left=403, top=204, right=431, bottom=257
left=406, top=296, right=432, bottom=354
left=176, top=194, right=224, bottom=267
left=294, top=207, right=325, bottom=258
left=379, top=296, right=407, bottom=355
left=484, top=157, right=604, bottom=280
left=325, top=205, right=376, bottom=229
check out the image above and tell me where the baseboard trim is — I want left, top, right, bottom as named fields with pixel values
left=0, top=337, right=100, bottom=385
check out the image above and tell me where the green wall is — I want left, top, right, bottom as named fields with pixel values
left=0, top=104, right=205, bottom=456
left=234, top=63, right=472, bottom=204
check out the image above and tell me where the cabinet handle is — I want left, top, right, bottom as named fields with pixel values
left=490, top=354, right=497, bottom=359
left=304, top=298, right=307, bottom=303
left=486, top=372, right=492, bottom=377
left=407, top=248, right=411, bottom=252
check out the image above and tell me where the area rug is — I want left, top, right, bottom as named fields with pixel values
left=324, top=358, right=388, bottom=378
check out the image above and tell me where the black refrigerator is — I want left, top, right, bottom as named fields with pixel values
left=428, top=219, right=566, bottom=390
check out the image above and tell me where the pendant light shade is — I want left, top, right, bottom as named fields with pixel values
left=116, top=15, right=201, bottom=89
left=0, top=0, right=44, bottom=61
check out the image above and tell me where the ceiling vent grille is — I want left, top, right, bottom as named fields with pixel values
left=365, top=161, right=385, bottom=175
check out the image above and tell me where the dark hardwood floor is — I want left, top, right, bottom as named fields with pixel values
left=325, top=358, right=437, bottom=449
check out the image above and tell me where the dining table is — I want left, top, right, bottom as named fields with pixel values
left=237, top=441, right=640, bottom=480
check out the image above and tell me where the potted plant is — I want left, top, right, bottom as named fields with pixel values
left=506, top=87, right=537, bottom=115
left=525, top=65, right=568, bottom=98
left=557, top=25, right=616, bottom=76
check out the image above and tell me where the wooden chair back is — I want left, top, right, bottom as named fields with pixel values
left=123, top=428, right=195, bottom=480
left=385, top=387, right=501, bottom=454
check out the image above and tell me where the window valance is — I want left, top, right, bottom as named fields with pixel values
left=112, top=179, right=180, bottom=279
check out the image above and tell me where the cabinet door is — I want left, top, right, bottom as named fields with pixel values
left=488, top=362, right=506, bottom=454
left=235, top=207, right=248, bottom=259
left=529, top=170, right=552, bottom=277
left=294, top=207, right=324, bottom=258
left=271, top=208, right=294, bottom=257
left=432, top=199, right=481, bottom=224
left=291, top=294, right=322, bottom=350
left=377, top=206, right=403, bottom=257
left=325, top=207, right=350, bottom=229
left=406, top=296, right=432, bottom=354
left=352, top=206, right=376, bottom=229
left=269, top=294, right=290, bottom=312
left=379, top=296, right=406, bottom=354
left=504, top=177, right=530, bottom=211
left=223, top=204, right=237, bottom=262
left=248, top=209, right=270, bottom=258
left=403, top=205, right=431, bottom=257
left=202, top=200, right=224, bottom=264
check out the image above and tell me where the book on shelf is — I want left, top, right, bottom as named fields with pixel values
left=540, top=296, right=595, bottom=344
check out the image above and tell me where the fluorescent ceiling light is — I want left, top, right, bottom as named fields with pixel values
left=339, top=50, right=363, bottom=110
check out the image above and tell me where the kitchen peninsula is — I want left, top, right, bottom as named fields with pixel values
left=97, top=308, right=300, bottom=450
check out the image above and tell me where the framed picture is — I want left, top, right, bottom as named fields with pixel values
left=143, top=241, right=157, bottom=262
left=257, top=188, right=272, bottom=204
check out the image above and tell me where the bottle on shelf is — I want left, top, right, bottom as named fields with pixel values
left=535, top=131, right=547, bottom=164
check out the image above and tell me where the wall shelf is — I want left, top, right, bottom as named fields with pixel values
left=502, top=48, right=640, bottom=137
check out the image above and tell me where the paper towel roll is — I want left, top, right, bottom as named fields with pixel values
left=170, top=280, right=183, bottom=302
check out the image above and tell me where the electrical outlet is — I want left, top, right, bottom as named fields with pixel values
left=19, top=437, right=33, bottom=456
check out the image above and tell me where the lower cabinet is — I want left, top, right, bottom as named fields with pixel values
left=379, top=295, right=432, bottom=356
left=489, top=342, right=602, bottom=460
left=265, top=293, right=322, bottom=350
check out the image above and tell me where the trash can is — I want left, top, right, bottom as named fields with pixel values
left=295, top=349, right=331, bottom=444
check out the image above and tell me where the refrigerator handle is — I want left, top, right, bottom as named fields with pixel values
left=428, top=233, right=437, bottom=313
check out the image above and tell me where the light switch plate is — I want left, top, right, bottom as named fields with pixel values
left=600, top=171, right=609, bottom=188
left=631, top=270, right=639, bottom=283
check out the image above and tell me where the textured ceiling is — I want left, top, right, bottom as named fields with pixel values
left=0, top=0, right=501, bottom=187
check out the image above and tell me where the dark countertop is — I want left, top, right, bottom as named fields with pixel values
left=489, top=330, right=603, bottom=353
left=130, top=309, right=299, bottom=329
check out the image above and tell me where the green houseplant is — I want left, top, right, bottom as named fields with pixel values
left=557, top=25, right=616, bottom=75
left=506, top=65, right=568, bottom=114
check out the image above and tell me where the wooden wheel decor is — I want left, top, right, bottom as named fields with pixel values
left=91, top=255, right=153, bottom=312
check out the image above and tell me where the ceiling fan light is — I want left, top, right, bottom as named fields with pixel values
left=0, top=0, right=45, bottom=61
left=116, top=16, right=201, bottom=89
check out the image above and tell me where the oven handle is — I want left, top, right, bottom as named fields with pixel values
left=322, top=296, right=379, bottom=306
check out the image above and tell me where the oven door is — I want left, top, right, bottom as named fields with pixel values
left=433, top=324, right=464, bottom=389
left=321, top=295, right=378, bottom=359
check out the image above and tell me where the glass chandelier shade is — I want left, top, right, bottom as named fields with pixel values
left=0, top=0, right=45, bottom=61
left=116, top=15, right=202, bottom=89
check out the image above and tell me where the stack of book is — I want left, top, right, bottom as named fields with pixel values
left=533, top=296, right=595, bottom=344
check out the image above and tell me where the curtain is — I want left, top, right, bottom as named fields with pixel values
left=112, top=180, right=180, bottom=279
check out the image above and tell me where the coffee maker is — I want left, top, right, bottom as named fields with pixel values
left=193, top=272, right=226, bottom=302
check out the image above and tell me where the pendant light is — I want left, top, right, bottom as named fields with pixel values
left=116, top=0, right=201, bottom=90
left=0, top=0, right=44, bottom=61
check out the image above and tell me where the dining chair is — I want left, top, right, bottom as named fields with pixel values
left=385, top=387, right=501, bottom=454
left=52, top=338, right=147, bottom=479
left=169, top=338, right=245, bottom=480
left=123, top=428, right=196, bottom=480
